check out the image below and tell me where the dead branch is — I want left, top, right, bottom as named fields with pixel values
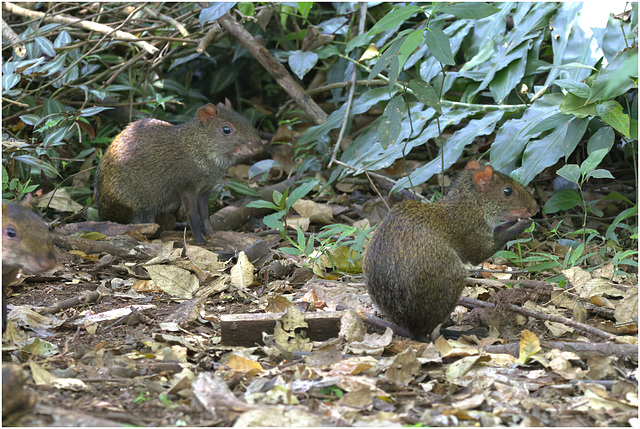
left=3, top=2, right=159, bottom=54
left=458, top=296, right=617, bottom=341
left=217, top=12, right=328, bottom=125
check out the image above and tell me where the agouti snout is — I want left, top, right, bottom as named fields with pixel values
left=95, top=101, right=263, bottom=243
left=364, top=159, right=538, bottom=338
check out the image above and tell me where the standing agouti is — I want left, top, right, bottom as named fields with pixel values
left=364, top=159, right=538, bottom=338
left=95, top=101, right=262, bottom=243
left=2, top=201, right=57, bottom=332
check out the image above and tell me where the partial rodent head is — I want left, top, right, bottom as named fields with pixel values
left=196, top=100, right=263, bottom=157
left=461, top=159, right=538, bottom=226
left=2, top=201, right=57, bottom=273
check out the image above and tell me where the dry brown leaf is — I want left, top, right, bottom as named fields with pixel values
left=517, top=329, right=541, bottom=364
left=230, top=251, right=255, bottom=288
left=226, top=354, right=263, bottom=376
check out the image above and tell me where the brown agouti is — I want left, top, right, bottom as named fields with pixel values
left=364, top=159, right=538, bottom=338
left=2, top=201, right=57, bottom=332
left=95, top=101, right=263, bottom=243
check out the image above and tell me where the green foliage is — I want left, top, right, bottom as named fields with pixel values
left=317, top=385, right=344, bottom=400
left=289, top=2, right=636, bottom=193
left=246, top=179, right=321, bottom=238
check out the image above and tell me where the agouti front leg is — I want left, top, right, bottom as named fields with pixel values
left=181, top=193, right=206, bottom=243
left=198, top=193, right=215, bottom=236
left=493, top=219, right=532, bottom=249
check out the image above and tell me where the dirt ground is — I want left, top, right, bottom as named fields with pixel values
left=2, top=220, right=638, bottom=427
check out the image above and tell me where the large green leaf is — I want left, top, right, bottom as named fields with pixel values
left=298, top=88, right=398, bottom=146
left=512, top=117, right=589, bottom=185
left=490, top=94, right=563, bottom=170
left=439, top=2, right=500, bottom=19
left=424, top=27, right=455, bottom=66
left=368, top=5, right=423, bottom=35
left=542, top=190, right=581, bottom=214
left=588, top=46, right=638, bottom=103
left=596, top=100, right=630, bottom=138
left=392, top=110, right=505, bottom=192
left=489, top=54, right=528, bottom=103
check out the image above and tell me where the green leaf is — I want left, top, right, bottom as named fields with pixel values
left=398, top=29, right=425, bottom=72
left=286, top=179, right=321, bottom=210
left=542, top=190, right=580, bottom=214
left=297, top=2, right=312, bottom=19
left=513, top=116, right=589, bottom=186
left=587, top=126, right=615, bottom=153
left=272, top=190, right=284, bottom=208
left=288, top=50, right=318, bottom=80
left=439, top=2, right=500, bottom=19
left=19, top=114, right=41, bottom=126
left=552, top=79, right=591, bottom=98
left=409, top=79, right=442, bottom=114
left=245, top=200, right=279, bottom=211
left=525, top=113, right=574, bottom=136
left=345, top=33, right=373, bottom=54
left=378, top=95, right=406, bottom=149
left=43, top=127, right=68, bottom=147
left=580, top=148, right=609, bottom=176
left=11, top=154, right=60, bottom=178
left=588, top=46, right=638, bottom=103
left=559, top=92, right=597, bottom=118
left=556, top=164, right=580, bottom=185
left=367, top=36, right=403, bottom=83
left=424, top=27, right=455, bottom=66
left=368, top=5, right=423, bottom=35
left=606, top=205, right=638, bottom=245
left=585, top=169, right=614, bottom=180
left=39, top=53, right=67, bottom=76
left=392, top=110, right=504, bottom=192
left=263, top=211, right=285, bottom=231
left=226, top=180, right=260, bottom=197
left=596, top=100, right=630, bottom=138
left=237, top=2, right=254, bottom=16
left=199, top=3, right=236, bottom=26
left=79, top=106, right=113, bottom=117
left=489, top=55, right=527, bottom=103
left=490, top=94, right=563, bottom=171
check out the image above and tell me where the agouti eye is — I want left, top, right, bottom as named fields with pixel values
left=222, top=125, right=232, bottom=135
left=503, top=187, right=513, bottom=197
left=4, top=225, right=18, bottom=240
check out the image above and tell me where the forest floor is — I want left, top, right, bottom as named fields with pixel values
left=2, top=184, right=638, bottom=427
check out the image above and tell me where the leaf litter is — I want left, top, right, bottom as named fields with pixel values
left=2, top=215, right=638, bottom=427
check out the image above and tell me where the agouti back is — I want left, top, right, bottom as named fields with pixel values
left=2, top=201, right=57, bottom=331
left=364, top=160, right=538, bottom=338
left=95, top=101, right=262, bottom=243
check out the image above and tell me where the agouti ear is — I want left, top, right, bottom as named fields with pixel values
left=472, top=165, right=494, bottom=192
left=466, top=159, right=482, bottom=171
left=197, top=104, right=219, bottom=124
left=225, top=98, right=233, bottom=109
left=19, top=194, right=35, bottom=209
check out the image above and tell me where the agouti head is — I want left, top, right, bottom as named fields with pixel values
left=2, top=201, right=57, bottom=274
left=456, top=159, right=538, bottom=228
left=196, top=100, right=263, bottom=160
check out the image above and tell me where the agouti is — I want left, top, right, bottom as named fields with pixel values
left=364, top=159, right=538, bottom=338
left=2, top=201, right=57, bottom=332
left=95, top=101, right=262, bottom=243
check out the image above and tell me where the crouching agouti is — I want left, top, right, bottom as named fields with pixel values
left=364, top=159, right=538, bottom=338
left=2, top=201, right=57, bottom=332
left=95, top=101, right=263, bottom=243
